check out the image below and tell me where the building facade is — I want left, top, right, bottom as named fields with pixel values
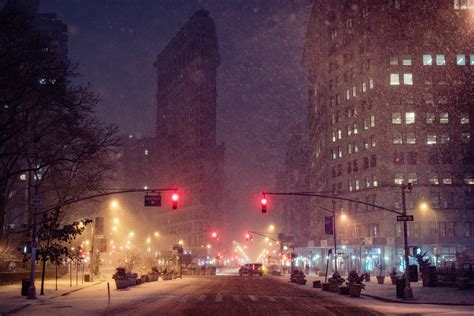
left=302, top=0, right=474, bottom=273
left=153, top=10, right=225, bottom=256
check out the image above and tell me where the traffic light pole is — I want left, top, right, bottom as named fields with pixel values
left=262, top=188, right=414, bottom=299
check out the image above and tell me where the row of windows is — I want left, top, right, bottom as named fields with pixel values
left=331, top=116, right=376, bottom=142
left=332, top=155, right=377, bottom=177
left=392, top=131, right=471, bottom=145
left=390, top=73, right=413, bottom=85
left=329, top=79, right=375, bottom=106
left=332, top=136, right=376, bottom=160
left=454, top=0, right=474, bottom=10
left=423, top=53, right=474, bottom=66
left=392, top=112, right=470, bottom=125
left=393, top=172, right=474, bottom=185
left=348, top=175, right=378, bottom=192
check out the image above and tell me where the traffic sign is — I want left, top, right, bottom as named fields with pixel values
left=145, top=194, right=161, bottom=207
left=397, top=215, right=414, bottom=221
left=31, top=194, right=43, bottom=209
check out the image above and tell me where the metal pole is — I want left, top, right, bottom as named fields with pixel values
left=401, top=185, right=413, bottom=299
left=27, top=212, right=37, bottom=299
left=332, top=200, right=337, bottom=274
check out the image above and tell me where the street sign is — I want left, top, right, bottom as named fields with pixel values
left=397, top=215, right=414, bottom=221
left=145, top=194, right=161, bottom=207
left=31, top=194, right=43, bottom=209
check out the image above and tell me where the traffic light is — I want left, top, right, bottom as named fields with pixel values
left=172, top=193, right=179, bottom=210
left=212, top=231, right=218, bottom=240
left=261, top=197, right=267, bottom=213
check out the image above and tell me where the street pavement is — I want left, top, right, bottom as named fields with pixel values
left=2, top=272, right=474, bottom=315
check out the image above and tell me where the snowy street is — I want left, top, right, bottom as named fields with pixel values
left=2, top=273, right=474, bottom=315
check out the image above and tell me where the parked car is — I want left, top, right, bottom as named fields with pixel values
left=239, top=263, right=263, bottom=276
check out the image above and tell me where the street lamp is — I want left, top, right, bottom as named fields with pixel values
left=129, top=231, right=134, bottom=238
left=418, top=202, right=440, bottom=265
left=269, top=224, right=275, bottom=231
left=110, top=200, right=119, bottom=209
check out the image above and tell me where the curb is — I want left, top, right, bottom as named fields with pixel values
left=49, top=281, right=103, bottom=299
left=361, top=293, right=474, bottom=306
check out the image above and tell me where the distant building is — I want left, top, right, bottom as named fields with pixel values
left=275, top=130, right=311, bottom=247
left=120, top=134, right=156, bottom=190
left=153, top=10, right=225, bottom=256
left=302, top=0, right=474, bottom=273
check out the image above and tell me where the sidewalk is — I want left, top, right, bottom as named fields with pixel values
left=284, top=273, right=474, bottom=305
left=0, top=273, right=104, bottom=314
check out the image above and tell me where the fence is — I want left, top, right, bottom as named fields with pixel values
left=0, top=265, right=68, bottom=286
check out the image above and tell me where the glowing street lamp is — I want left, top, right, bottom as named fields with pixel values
left=129, top=231, right=134, bottom=237
left=269, top=224, right=275, bottom=231
left=110, top=200, right=119, bottom=209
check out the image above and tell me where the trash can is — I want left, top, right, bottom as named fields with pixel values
left=395, top=278, right=406, bottom=299
left=21, top=279, right=31, bottom=296
left=409, top=265, right=418, bottom=282
left=84, top=274, right=91, bottom=282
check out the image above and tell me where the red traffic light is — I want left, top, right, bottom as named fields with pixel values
left=172, top=193, right=179, bottom=210
left=261, top=197, right=267, bottom=213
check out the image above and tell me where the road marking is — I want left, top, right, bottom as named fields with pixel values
left=179, top=295, right=191, bottom=303
left=216, top=294, right=223, bottom=302
left=248, top=295, right=257, bottom=302
left=265, top=296, right=276, bottom=302
left=232, top=295, right=240, bottom=301
left=280, top=296, right=292, bottom=302
left=197, top=295, right=206, bottom=302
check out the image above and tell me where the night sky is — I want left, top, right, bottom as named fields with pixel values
left=40, top=0, right=311, bottom=232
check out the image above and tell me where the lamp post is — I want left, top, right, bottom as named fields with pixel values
left=419, top=202, right=440, bottom=266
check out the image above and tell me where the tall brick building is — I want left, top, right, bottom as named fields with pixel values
left=153, top=10, right=225, bottom=256
left=302, top=0, right=473, bottom=273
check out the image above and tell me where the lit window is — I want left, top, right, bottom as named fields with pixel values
left=440, top=133, right=450, bottom=144
left=332, top=149, right=337, bottom=160
left=338, top=147, right=343, bottom=158
left=460, top=113, right=469, bottom=124
left=429, top=173, right=439, bottom=185
left=471, top=54, right=474, bottom=65
left=440, top=112, right=449, bottom=124
left=354, top=144, right=359, bottom=152
left=403, top=73, right=413, bottom=85
left=364, top=139, right=370, bottom=149
left=353, top=123, right=358, bottom=134
left=462, top=132, right=471, bottom=143
left=465, top=173, right=474, bottom=185
left=405, top=112, right=415, bottom=124
left=370, top=135, right=376, bottom=147
left=364, top=118, right=370, bottom=130
left=402, top=56, right=412, bottom=66
left=346, top=89, right=351, bottom=100
left=436, top=54, right=446, bottom=65
left=332, top=131, right=336, bottom=142
left=365, top=176, right=371, bottom=188
left=347, top=125, right=352, bottom=136
left=423, top=54, right=432, bottom=65
left=338, top=129, right=342, bottom=139
left=392, top=113, right=401, bottom=124
left=442, top=173, right=453, bottom=185
left=393, top=132, right=403, bottom=144
left=362, top=82, right=367, bottom=92
left=390, top=57, right=398, bottom=65
left=348, top=144, right=353, bottom=154
left=427, top=133, right=437, bottom=145
left=372, top=175, right=378, bottom=187
left=394, top=173, right=404, bottom=185
left=348, top=180, right=353, bottom=192
left=390, top=74, right=400, bottom=85
left=144, top=149, right=149, bottom=155
left=406, top=132, right=416, bottom=144
left=426, top=113, right=435, bottom=124
left=370, top=115, right=375, bottom=127
left=369, top=79, right=374, bottom=89
left=355, top=179, right=360, bottom=191
left=457, top=54, right=466, bottom=65
left=408, top=173, right=418, bottom=185
left=19, top=174, right=27, bottom=181
left=352, top=86, right=357, bottom=97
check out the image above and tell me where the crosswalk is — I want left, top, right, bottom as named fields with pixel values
left=175, top=294, right=302, bottom=304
